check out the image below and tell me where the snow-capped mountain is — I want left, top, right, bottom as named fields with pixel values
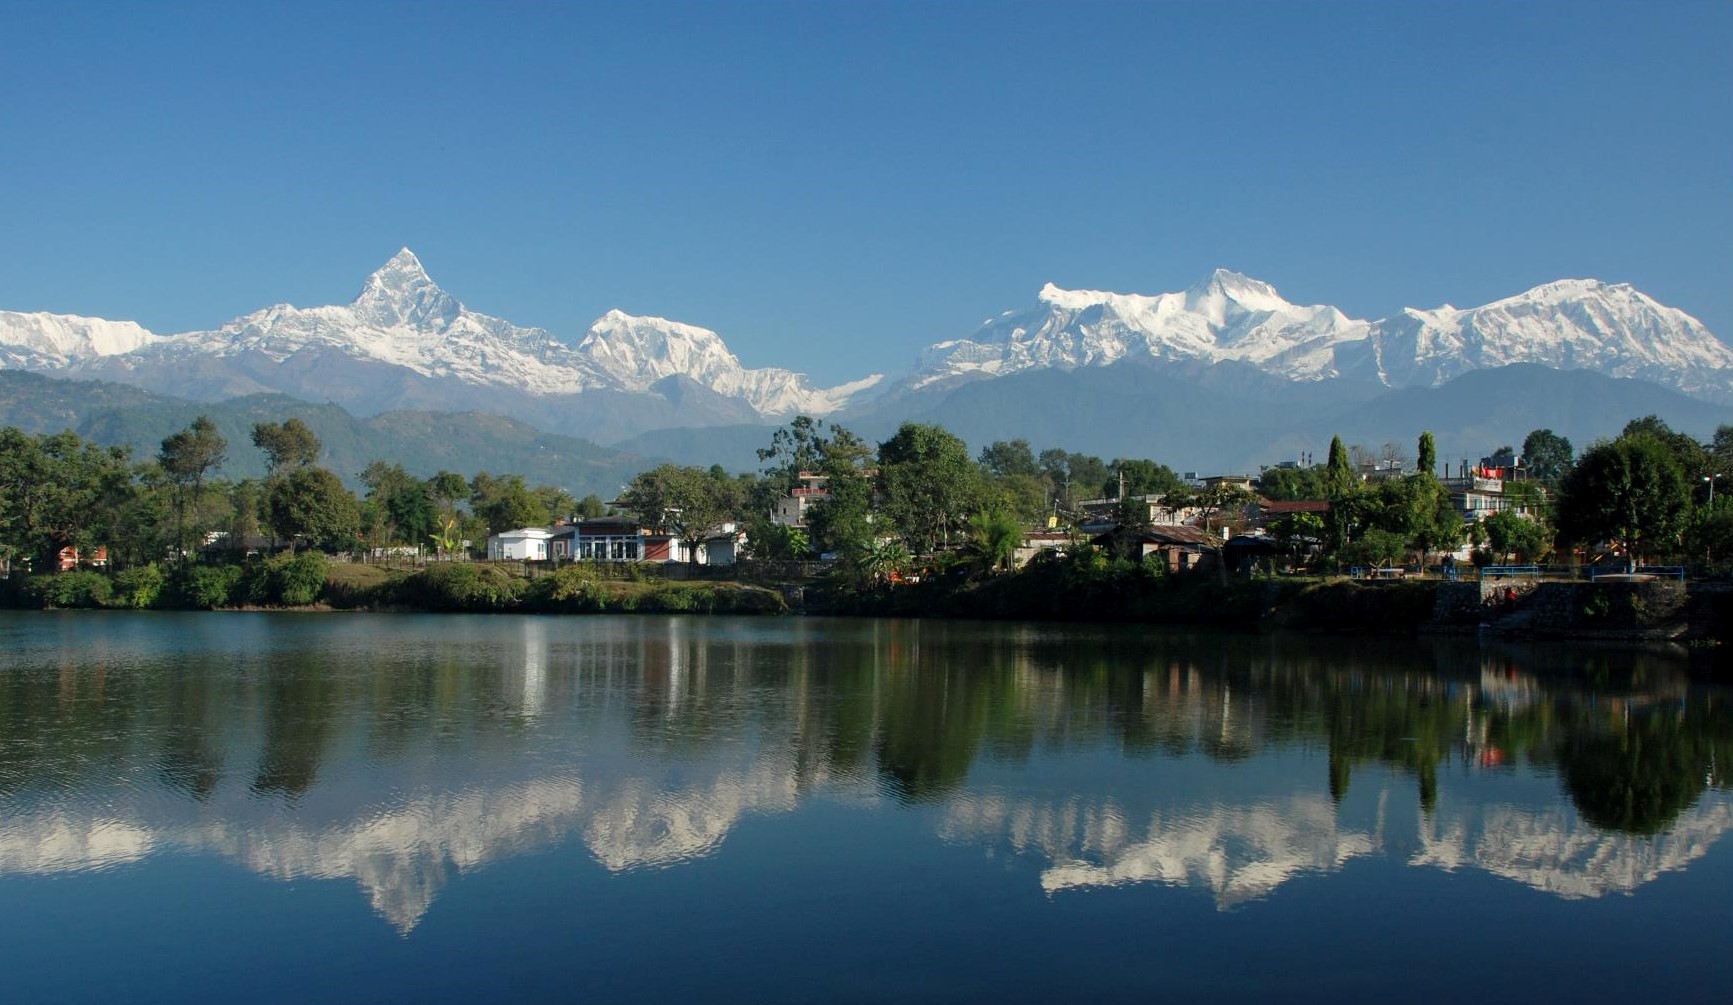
left=914, top=269, right=1368, bottom=390
left=910, top=270, right=1733, bottom=403
left=577, top=309, right=882, bottom=415
left=1347, top=279, right=1733, bottom=401
left=2, top=254, right=1728, bottom=446
left=0, top=249, right=877, bottom=420
left=0, top=310, right=157, bottom=369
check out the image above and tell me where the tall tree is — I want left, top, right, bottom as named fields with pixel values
left=267, top=467, right=360, bottom=553
left=1521, top=428, right=1574, bottom=484
left=1556, top=433, right=1689, bottom=568
left=978, top=439, right=1039, bottom=480
left=620, top=464, right=742, bottom=565
left=159, top=416, right=228, bottom=562
left=250, top=418, right=320, bottom=474
left=1417, top=431, right=1437, bottom=477
left=877, top=422, right=980, bottom=555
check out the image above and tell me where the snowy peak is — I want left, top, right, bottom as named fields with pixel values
left=0, top=310, right=159, bottom=368
left=915, top=270, right=1369, bottom=389
left=913, top=272, right=1732, bottom=404
left=1184, top=268, right=1288, bottom=314
left=350, top=247, right=460, bottom=329
left=578, top=309, right=882, bottom=416
left=1367, top=276, right=1733, bottom=400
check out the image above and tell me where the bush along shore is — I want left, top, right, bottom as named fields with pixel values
left=0, top=557, right=787, bottom=616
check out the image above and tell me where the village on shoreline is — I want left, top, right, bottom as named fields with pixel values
left=1, top=411, right=1729, bottom=646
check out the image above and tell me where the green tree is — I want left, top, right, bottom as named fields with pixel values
left=360, top=460, right=438, bottom=547
left=469, top=472, right=551, bottom=535
left=1105, top=458, right=1185, bottom=499
left=426, top=470, right=470, bottom=509
left=1255, top=465, right=1327, bottom=501
left=0, top=429, right=135, bottom=570
left=1482, top=510, right=1550, bottom=564
left=250, top=418, right=320, bottom=474
left=978, top=439, right=1039, bottom=480
left=267, top=467, right=361, bottom=552
left=1521, top=428, right=1574, bottom=484
left=1556, top=434, right=1690, bottom=567
left=159, top=416, right=228, bottom=562
left=1417, top=431, right=1437, bottom=477
left=963, top=508, right=1022, bottom=576
left=877, top=422, right=980, bottom=555
left=576, top=493, right=607, bottom=519
left=620, top=464, right=743, bottom=565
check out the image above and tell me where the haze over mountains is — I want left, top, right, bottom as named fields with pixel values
left=1, top=248, right=1728, bottom=480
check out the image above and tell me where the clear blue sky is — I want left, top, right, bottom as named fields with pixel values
left=2, top=0, right=1728, bottom=385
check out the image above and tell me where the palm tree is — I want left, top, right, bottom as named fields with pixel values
left=964, top=509, right=1021, bottom=576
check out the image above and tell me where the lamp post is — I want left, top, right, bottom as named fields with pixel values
left=1706, top=473, right=1721, bottom=506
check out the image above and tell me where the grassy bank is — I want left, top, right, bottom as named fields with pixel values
left=2, top=559, right=787, bottom=615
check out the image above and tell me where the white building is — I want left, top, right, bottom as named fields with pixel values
left=486, top=527, right=553, bottom=561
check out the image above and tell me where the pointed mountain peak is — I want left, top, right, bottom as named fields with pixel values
left=1189, top=268, right=1281, bottom=300
left=351, top=247, right=459, bottom=328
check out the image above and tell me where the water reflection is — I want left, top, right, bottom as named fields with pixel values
left=0, top=614, right=1728, bottom=932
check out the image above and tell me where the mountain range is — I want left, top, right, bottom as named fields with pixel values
left=2, top=249, right=1729, bottom=475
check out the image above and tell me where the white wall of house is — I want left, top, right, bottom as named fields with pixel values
left=487, top=528, right=553, bottom=561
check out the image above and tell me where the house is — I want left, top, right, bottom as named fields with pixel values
left=1244, top=498, right=1331, bottom=531
left=1441, top=462, right=1542, bottom=525
left=487, top=527, right=553, bottom=561
left=549, top=516, right=742, bottom=565
left=56, top=546, right=108, bottom=571
left=1092, top=524, right=1214, bottom=571
left=1014, top=530, right=1073, bottom=568
left=771, top=471, right=831, bottom=528
left=553, top=516, right=645, bottom=561
left=1077, top=493, right=1204, bottom=528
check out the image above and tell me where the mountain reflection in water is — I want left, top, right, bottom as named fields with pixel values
left=0, top=613, right=1728, bottom=934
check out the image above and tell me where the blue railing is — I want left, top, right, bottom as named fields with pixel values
left=1590, top=565, right=1685, bottom=581
left=1479, top=566, right=1539, bottom=581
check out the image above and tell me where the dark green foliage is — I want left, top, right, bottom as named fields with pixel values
left=173, top=564, right=244, bottom=609
left=1560, top=710, right=1710, bottom=835
left=1521, top=428, right=1574, bottom=483
left=1104, top=457, right=1185, bottom=499
left=1556, top=433, right=1690, bottom=560
left=1256, top=465, right=1327, bottom=501
left=1417, top=431, right=1437, bottom=477
left=468, top=472, right=552, bottom=535
left=238, top=552, right=329, bottom=606
left=113, top=564, right=165, bottom=608
left=395, top=563, right=525, bottom=611
left=25, top=571, right=113, bottom=609
left=877, top=422, right=981, bottom=554
left=250, top=418, right=321, bottom=473
left=267, top=467, right=362, bottom=551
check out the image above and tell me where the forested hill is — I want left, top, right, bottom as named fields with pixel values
left=0, top=371, right=654, bottom=496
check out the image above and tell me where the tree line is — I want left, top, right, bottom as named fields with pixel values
left=4, top=410, right=1730, bottom=587
left=0, top=416, right=607, bottom=573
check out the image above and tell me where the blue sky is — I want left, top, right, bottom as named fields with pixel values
left=1, top=0, right=1728, bottom=385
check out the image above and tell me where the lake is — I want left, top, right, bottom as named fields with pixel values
left=1, top=612, right=1728, bottom=1003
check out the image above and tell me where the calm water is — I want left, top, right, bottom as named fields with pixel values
left=1, top=613, right=1728, bottom=1003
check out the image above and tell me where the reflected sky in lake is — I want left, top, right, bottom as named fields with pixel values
left=1, top=613, right=1729, bottom=1002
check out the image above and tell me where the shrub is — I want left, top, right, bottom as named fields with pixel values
left=173, top=564, right=243, bottom=609
left=237, top=551, right=332, bottom=606
left=276, top=552, right=328, bottom=605
left=526, top=564, right=602, bottom=611
left=396, top=562, right=524, bottom=611
left=113, top=564, right=165, bottom=608
left=26, top=570, right=113, bottom=609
